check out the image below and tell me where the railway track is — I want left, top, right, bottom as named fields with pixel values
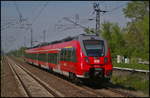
left=4, top=56, right=141, bottom=97
left=105, top=87, right=136, bottom=97
left=5, top=57, right=64, bottom=97
left=5, top=57, right=99, bottom=97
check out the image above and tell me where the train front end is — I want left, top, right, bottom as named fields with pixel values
left=77, top=34, right=113, bottom=82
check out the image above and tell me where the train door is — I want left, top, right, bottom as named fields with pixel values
left=68, top=48, right=77, bottom=72
left=47, top=53, right=53, bottom=72
left=60, top=48, right=67, bottom=75
left=46, top=53, right=48, bottom=68
left=60, top=48, right=64, bottom=66
left=36, top=53, right=38, bottom=66
left=57, top=52, right=62, bottom=74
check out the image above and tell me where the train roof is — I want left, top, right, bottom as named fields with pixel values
left=27, top=33, right=103, bottom=49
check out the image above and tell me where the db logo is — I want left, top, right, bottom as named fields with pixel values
left=94, top=59, right=100, bottom=63
left=64, top=63, right=67, bottom=66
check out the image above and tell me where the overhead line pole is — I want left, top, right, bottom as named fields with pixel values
left=30, top=28, right=33, bottom=47
left=93, top=3, right=108, bottom=36
left=24, top=36, right=26, bottom=47
left=43, top=30, right=46, bottom=42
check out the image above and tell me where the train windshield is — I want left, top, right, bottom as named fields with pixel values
left=83, top=40, right=105, bottom=57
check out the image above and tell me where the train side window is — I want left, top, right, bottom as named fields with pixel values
left=38, top=54, right=40, bottom=60
left=44, top=53, right=47, bottom=62
left=50, top=54, right=53, bottom=63
left=30, top=54, right=32, bottom=59
left=41, top=54, right=43, bottom=61
left=31, top=53, right=34, bottom=59
left=60, top=48, right=76, bottom=62
left=51, top=54, right=54, bottom=63
left=42, top=54, right=45, bottom=61
left=31, top=53, right=33, bottom=59
left=55, top=53, right=58, bottom=64
left=39, top=54, right=42, bottom=61
left=32, top=54, right=34, bottom=59
left=67, top=48, right=72, bottom=61
left=48, top=54, right=51, bottom=63
left=43, top=54, right=45, bottom=61
left=25, top=53, right=27, bottom=58
left=53, top=54, right=55, bottom=63
left=65, top=48, right=68, bottom=61
left=64, top=48, right=67, bottom=61
left=28, top=53, right=30, bottom=58
left=35, top=54, right=37, bottom=60
left=48, top=53, right=58, bottom=64
left=60, top=48, right=65, bottom=61
left=32, top=53, right=34, bottom=59
left=60, top=49, right=63, bottom=61
left=30, top=53, right=32, bottom=59
left=27, top=53, right=29, bottom=58
left=44, top=53, right=46, bottom=61
left=51, top=53, right=53, bottom=63
left=46, top=53, right=48, bottom=62
left=38, top=53, right=46, bottom=61
left=40, top=54, right=42, bottom=61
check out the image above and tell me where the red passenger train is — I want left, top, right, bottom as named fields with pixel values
left=24, top=34, right=113, bottom=83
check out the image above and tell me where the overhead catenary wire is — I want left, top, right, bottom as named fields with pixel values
left=101, top=3, right=127, bottom=16
left=1, top=17, right=20, bottom=31
left=1, top=2, right=27, bottom=31
left=16, top=2, right=49, bottom=47
left=31, top=2, right=48, bottom=26
left=63, top=17, right=88, bottom=29
left=1, top=21, right=15, bottom=28
left=21, top=2, right=49, bottom=35
left=1, top=21, right=20, bottom=31
left=14, top=1, right=24, bottom=23
left=49, top=2, right=126, bottom=31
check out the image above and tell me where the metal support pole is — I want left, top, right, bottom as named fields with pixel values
left=95, top=9, right=100, bottom=36
left=24, top=36, right=26, bottom=47
left=43, top=30, right=46, bottom=42
left=93, top=3, right=107, bottom=36
left=30, top=28, right=33, bottom=47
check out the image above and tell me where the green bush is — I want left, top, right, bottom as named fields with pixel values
left=112, top=73, right=149, bottom=95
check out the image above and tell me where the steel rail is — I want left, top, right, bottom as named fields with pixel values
left=113, top=67, right=149, bottom=73
left=6, top=57, right=64, bottom=97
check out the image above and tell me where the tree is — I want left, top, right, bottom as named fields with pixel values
left=123, top=1, right=149, bottom=60
left=123, top=1, right=149, bottom=21
left=7, top=46, right=27, bottom=57
left=101, top=21, right=125, bottom=57
left=101, top=21, right=112, bottom=40
left=84, top=28, right=95, bottom=34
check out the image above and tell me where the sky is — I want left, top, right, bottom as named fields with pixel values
left=1, top=1, right=130, bottom=53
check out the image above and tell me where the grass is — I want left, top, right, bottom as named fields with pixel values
left=112, top=72, right=149, bottom=95
left=112, top=62, right=149, bottom=70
